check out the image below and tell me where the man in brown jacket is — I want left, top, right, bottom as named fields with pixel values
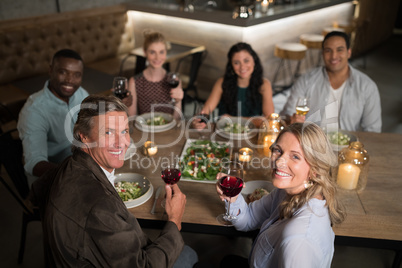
left=32, top=95, right=197, bottom=267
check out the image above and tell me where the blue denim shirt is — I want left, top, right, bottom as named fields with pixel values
left=17, top=80, right=89, bottom=179
left=230, top=188, right=334, bottom=268
left=280, top=65, right=382, bottom=132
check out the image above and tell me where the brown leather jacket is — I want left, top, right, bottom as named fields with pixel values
left=32, top=149, right=184, bottom=267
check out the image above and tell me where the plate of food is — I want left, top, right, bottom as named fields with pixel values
left=180, top=139, right=232, bottom=183
left=135, top=112, right=176, bottom=133
left=215, top=116, right=257, bottom=140
left=241, top=180, right=274, bottom=203
left=327, top=129, right=358, bottom=152
left=114, top=173, right=154, bottom=208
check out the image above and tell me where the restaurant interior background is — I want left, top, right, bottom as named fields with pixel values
left=1, top=0, right=402, bottom=267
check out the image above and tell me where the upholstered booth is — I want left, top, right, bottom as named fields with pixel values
left=0, top=4, right=135, bottom=118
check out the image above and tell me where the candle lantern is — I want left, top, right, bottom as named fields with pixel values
left=238, top=148, right=253, bottom=162
left=257, top=113, right=285, bottom=157
left=335, top=141, right=369, bottom=192
left=142, top=141, right=158, bottom=156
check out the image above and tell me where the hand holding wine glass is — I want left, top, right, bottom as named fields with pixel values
left=113, top=77, right=129, bottom=100
left=161, top=157, right=182, bottom=207
left=295, top=97, right=310, bottom=116
left=166, top=72, right=181, bottom=105
left=216, top=161, right=244, bottom=226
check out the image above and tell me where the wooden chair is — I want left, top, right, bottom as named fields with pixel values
left=300, top=34, right=324, bottom=69
left=0, top=129, right=41, bottom=264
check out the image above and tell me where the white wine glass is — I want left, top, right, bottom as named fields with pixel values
left=216, top=161, right=244, bottom=226
left=295, top=97, right=310, bottom=116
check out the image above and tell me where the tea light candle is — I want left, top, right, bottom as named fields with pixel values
left=239, top=148, right=253, bottom=162
left=261, top=0, right=269, bottom=13
left=337, top=163, right=361, bottom=190
left=262, top=134, right=276, bottom=157
left=143, top=141, right=158, bottom=156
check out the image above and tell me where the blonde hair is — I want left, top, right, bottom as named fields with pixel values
left=274, top=122, right=346, bottom=225
left=142, top=30, right=167, bottom=52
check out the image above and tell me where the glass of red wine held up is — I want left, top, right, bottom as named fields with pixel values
left=167, top=72, right=180, bottom=105
left=160, top=157, right=182, bottom=207
left=113, top=77, right=128, bottom=100
left=217, top=161, right=244, bottom=226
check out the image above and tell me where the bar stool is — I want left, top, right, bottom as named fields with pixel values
left=300, top=34, right=324, bottom=69
left=322, top=26, right=345, bottom=36
left=272, top=42, right=307, bottom=94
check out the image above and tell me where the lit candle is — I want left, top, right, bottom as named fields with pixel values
left=143, top=141, right=158, bottom=156
left=262, top=134, right=276, bottom=157
left=337, top=163, right=361, bottom=190
left=238, top=148, right=253, bottom=162
left=261, top=0, right=269, bottom=13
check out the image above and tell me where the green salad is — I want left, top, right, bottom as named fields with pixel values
left=328, top=131, right=351, bottom=145
left=181, top=140, right=230, bottom=181
left=146, top=116, right=167, bottom=126
left=114, top=181, right=143, bottom=201
left=223, top=122, right=250, bottom=134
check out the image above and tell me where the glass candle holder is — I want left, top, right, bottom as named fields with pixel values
left=143, top=141, right=158, bottom=156
left=238, top=148, right=253, bottom=162
left=334, top=141, right=369, bottom=192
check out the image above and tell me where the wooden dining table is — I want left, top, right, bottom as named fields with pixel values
left=117, top=123, right=402, bottom=267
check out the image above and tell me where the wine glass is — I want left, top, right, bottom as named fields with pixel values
left=160, top=157, right=182, bottom=207
left=216, top=161, right=244, bottom=226
left=113, top=77, right=128, bottom=99
left=167, top=72, right=180, bottom=105
left=195, top=105, right=211, bottom=140
left=295, top=97, right=310, bottom=116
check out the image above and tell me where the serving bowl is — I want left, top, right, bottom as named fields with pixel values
left=327, top=129, right=358, bottom=152
left=215, top=116, right=257, bottom=140
left=135, top=112, right=176, bottom=133
left=241, top=180, right=274, bottom=202
left=114, top=173, right=154, bottom=208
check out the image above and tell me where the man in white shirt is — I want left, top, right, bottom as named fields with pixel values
left=281, top=31, right=382, bottom=132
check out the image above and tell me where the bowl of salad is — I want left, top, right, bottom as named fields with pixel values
left=215, top=116, right=256, bottom=140
left=327, top=129, right=358, bottom=152
left=114, top=173, right=154, bottom=208
left=135, top=112, right=176, bottom=133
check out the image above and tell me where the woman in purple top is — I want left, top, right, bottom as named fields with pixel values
left=217, top=123, right=346, bottom=268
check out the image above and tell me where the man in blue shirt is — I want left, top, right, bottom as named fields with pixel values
left=18, top=49, right=89, bottom=184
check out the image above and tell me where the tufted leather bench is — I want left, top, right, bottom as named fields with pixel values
left=0, top=4, right=135, bottom=119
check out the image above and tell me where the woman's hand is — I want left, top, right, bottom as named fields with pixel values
left=170, top=81, right=184, bottom=102
left=215, top=173, right=242, bottom=203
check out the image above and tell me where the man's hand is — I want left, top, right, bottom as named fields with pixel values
left=165, top=184, right=186, bottom=231
left=290, top=113, right=306, bottom=124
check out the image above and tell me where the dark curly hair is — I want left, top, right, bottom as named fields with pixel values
left=221, top=42, right=264, bottom=115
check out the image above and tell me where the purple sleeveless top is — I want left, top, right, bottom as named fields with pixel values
left=134, top=72, right=174, bottom=115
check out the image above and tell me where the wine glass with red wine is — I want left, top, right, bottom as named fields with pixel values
left=160, top=157, right=182, bottom=207
left=166, top=72, right=180, bottom=105
left=216, top=161, right=244, bottom=226
left=113, top=77, right=128, bottom=99
left=195, top=104, right=211, bottom=139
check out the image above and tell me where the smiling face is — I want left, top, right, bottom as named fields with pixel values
left=271, top=132, right=311, bottom=195
left=144, top=41, right=167, bottom=69
left=81, top=111, right=130, bottom=172
left=231, top=50, right=255, bottom=80
left=322, top=35, right=351, bottom=74
left=48, top=56, right=83, bottom=103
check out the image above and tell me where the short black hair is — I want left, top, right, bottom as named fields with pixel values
left=52, top=49, right=83, bottom=63
left=322, top=31, right=350, bottom=49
